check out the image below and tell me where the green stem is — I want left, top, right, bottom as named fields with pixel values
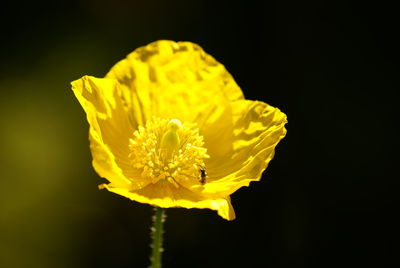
left=150, top=207, right=166, bottom=268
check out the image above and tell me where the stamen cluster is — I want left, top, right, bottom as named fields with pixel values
left=129, top=117, right=209, bottom=188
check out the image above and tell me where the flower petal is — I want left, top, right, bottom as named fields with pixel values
left=106, top=40, right=244, bottom=125
left=202, top=100, right=287, bottom=196
left=101, top=182, right=236, bottom=220
left=71, top=76, right=147, bottom=189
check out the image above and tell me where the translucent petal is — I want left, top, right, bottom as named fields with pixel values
left=106, top=40, right=243, bottom=125
left=71, top=76, right=147, bottom=189
left=201, top=100, right=287, bottom=196
left=101, top=182, right=236, bottom=220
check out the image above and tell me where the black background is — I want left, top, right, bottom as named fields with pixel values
left=0, top=1, right=398, bottom=267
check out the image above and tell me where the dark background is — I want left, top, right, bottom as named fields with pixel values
left=1, top=1, right=398, bottom=267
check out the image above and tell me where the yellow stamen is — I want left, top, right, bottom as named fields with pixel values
left=129, top=117, right=209, bottom=188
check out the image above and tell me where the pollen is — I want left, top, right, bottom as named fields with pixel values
left=128, top=117, right=209, bottom=188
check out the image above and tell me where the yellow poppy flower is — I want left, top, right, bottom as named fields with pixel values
left=71, top=40, right=287, bottom=220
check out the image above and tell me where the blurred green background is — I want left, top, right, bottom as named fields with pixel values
left=1, top=0, right=398, bottom=267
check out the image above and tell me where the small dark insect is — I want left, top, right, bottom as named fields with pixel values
left=199, top=167, right=207, bottom=185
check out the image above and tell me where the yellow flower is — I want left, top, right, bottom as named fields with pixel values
left=71, top=40, right=287, bottom=220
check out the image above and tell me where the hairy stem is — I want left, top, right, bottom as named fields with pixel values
left=150, top=207, right=166, bottom=268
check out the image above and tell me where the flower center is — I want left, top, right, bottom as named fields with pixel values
left=129, top=117, right=209, bottom=188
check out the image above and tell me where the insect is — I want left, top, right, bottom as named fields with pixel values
left=199, top=167, right=207, bottom=185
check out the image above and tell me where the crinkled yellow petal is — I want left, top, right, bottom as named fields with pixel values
left=105, top=40, right=243, bottom=126
left=101, top=182, right=236, bottom=220
left=201, top=100, right=287, bottom=196
left=71, top=76, right=147, bottom=189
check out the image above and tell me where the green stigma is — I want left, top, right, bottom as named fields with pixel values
left=160, top=119, right=182, bottom=154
